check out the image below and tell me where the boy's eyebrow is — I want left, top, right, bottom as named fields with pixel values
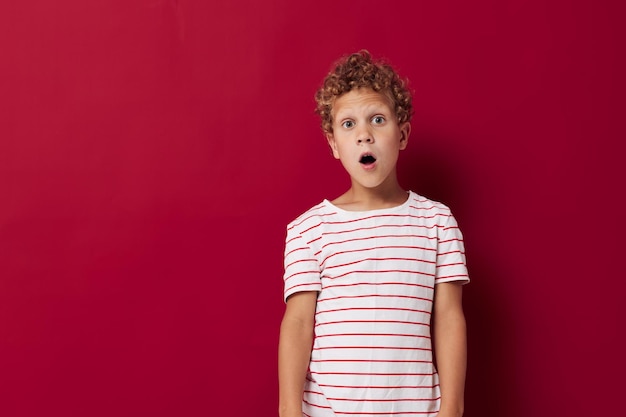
left=334, top=103, right=393, bottom=119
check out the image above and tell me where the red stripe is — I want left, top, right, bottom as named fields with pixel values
left=310, top=358, right=432, bottom=363
left=408, top=204, right=441, bottom=212
left=321, top=247, right=436, bottom=267
left=315, top=319, right=430, bottom=328
left=436, top=250, right=464, bottom=257
left=316, top=307, right=431, bottom=316
left=321, top=236, right=437, bottom=252
left=439, top=237, right=462, bottom=244
left=324, top=257, right=435, bottom=271
left=321, top=225, right=438, bottom=237
left=436, top=262, right=464, bottom=268
left=310, top=371, right=436, bottom=376
left=308, top=235, right=323, bottom=245
left=284, top=270, right=320, bottom=282
left=326, top=396, right=441, bottom=402
left=285, top=282, right=320, bottom=292
left=301, top=215, right=442, bottom=235
left=315, top=333, right=430, bottom=340
left=436, top=274, right=468, bottom=280
left=302, top=399, right=333, bottom=410
left=284, top=258, right=318, bottom=269
left=334, top=411, right=437, bottom=416
left=284, top=246, right=309, bottom=258
left=288, top=203, right=333, bottom=229
left=285, top=234, right=302, bottom=245
left=327, top=269, right=435, bottom=280
left=322, top=282, right=433, bottom=291
left=312, top=346, right=431, bottom=351
left=313, top=381, right=440, bottom=390
left=317, top=293, right=432, bottom=304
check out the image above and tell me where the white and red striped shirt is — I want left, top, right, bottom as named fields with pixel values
left=283, top=191, right=469, bottom=417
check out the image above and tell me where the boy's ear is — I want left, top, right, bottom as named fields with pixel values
left=399, top=122, right=411, bottom=150
left=326, top=133, right=340, bottom=159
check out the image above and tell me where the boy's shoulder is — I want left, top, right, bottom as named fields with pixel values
left=408, top=192, right=454, bottom=215
left=286, top=200, right=331, bottom=234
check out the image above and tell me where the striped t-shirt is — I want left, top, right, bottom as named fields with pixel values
left=283, top=191, right=469, bottom=417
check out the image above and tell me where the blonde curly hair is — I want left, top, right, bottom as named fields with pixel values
left=315, top=50, right=413, bottom=135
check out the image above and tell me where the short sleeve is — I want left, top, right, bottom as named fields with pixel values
left=435, top=212, right=470, bottom=285
left=283, top=226, right=322, bottom=302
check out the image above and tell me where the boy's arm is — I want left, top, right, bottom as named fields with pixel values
left=278, top=291, right=317, bottom=417
left=433, top=282, right=467, bottom=417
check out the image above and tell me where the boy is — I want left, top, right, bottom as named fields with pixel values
left=278, top=50, right=469, bottom=417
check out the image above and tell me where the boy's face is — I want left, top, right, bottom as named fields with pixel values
left=326, top=88, right=410, bottom=191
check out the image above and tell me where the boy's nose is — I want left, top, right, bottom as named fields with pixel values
left=357, top=136, right=373, bottom=144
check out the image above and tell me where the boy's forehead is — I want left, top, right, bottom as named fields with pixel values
left=331, top=88, right=395, bottom=116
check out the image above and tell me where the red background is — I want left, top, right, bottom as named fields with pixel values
left=1, top=1, right=624, bottom=416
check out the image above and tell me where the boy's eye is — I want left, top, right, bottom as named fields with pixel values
left=372, top=116, right=385, bottom=124
left=341, top=120, right=355, bottom=128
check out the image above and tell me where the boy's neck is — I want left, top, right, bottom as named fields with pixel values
left=331, top=182, right=408, bottom=212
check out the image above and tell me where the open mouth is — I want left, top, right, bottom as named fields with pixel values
left=359, top=153, right=377, bottom=166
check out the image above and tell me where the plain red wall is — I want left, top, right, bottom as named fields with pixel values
left=1, top=1, right=624, bottom=416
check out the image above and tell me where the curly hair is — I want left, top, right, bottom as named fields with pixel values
left=315, top=50, right=413, bottom=135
